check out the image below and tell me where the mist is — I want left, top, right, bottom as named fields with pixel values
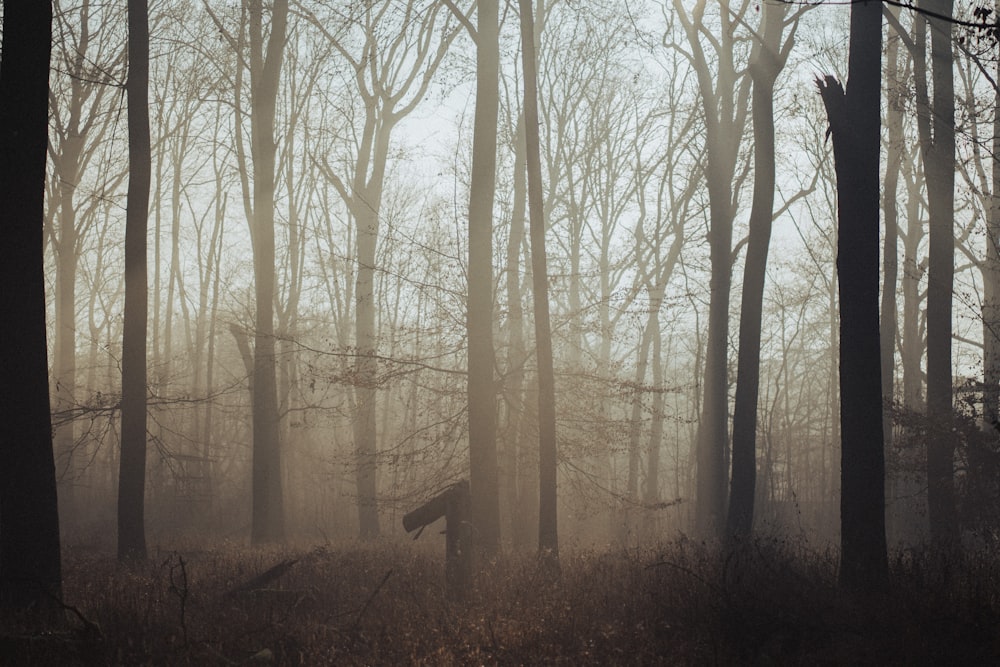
left=1, top=0, right=999, bottom=663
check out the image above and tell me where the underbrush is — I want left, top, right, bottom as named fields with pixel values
left=2, top=536, right=998, bottom=665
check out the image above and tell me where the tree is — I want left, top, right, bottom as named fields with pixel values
left=118, top=0, right=152, bottom=562
left=726, top=1, right=798, bottom=540
left=247, top=0, right=288, bottom=544
left=914, top=0, right=959, bottom=548
left=306, top=0, right=460, bottom=540
left=48, top=0, right=127, bottom=519
left=881, top=7, right=906, bottom=449
left=207, top=0, right=291, bottom=544
left=816, top=0, right=889, bottom=590
left=986, top=5, right=1000, bottom=436
left=0, top=0, right=63, bottom=608
left=519, top=0, right=558, bottom=562
left=467, top=0, right=503, bottom=551
left=671, top=0, right=752, bottom=538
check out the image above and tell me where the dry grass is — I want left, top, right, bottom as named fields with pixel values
left=2, top=536, right=999, bottom=665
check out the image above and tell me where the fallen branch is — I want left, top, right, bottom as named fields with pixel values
left=226, top=559, right=298, bottom=598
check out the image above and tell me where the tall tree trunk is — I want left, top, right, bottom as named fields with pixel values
left=882, top=16, right=904, bottom=448
left=672, top=0, right=750, bottom=539
left=467, top=0, right=502, bottom=552
left=503, top=114, right=530, bottom=549
left=50, top=0, right=93, bottom=520
left=642, top=294, right=665, bottom=542
left=118, top=0, right=151, bottom=562
left=985, top=3, right=1000, bottom=433
left=901, top=160, right=925, bottom=410
left=353, top=182, right=382, bottom=538
left=625, top=315, right=655, bottom=544
left=519, top=0, right=558, bottom=563
left=53, top=171, right=79, bottom=517
left=726, top=1, right=790, bottom=540
left=915, top=0, right=958, bottom=548
left=248, top=0, right=288, bottom=544
left=816, top=0, right=888, bottom=591
left=0, top=0, right=62, bottom=608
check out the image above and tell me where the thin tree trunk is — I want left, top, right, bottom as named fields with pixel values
left=726, top=1, right=789, bottom=540
left=902, top=159, right=925, bottom=410
left=916, top=0, right=958, bottom=548
left=672, top=0, right=750, bottom=539
left=642, top=297, right=665, bottom=542
left=881, top=12, right=905, bottom=450
left=519, top=0, right=558, bottom=563
left=504, top=113, right=529, bottom=549
left=985, top=2, right=1000, bottom=432
left=625, top=316, right=655, bottom=544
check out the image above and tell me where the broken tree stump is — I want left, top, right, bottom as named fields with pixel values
left=403, top=479, right=471, bottom=599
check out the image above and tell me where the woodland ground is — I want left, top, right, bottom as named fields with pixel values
left=1, top=536, right=999, bottom=665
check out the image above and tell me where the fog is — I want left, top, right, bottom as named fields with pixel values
left=3, top=0, right=1000, bottom=662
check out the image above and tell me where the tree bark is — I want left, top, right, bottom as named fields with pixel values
left=672, top=0, right=751, bottom=539
left=118, top=0, right=152, bottom=562
left=503, top=113, right=530, bottom=549
left=248, top=0, right=288, bottom=544
left=881, top=15, right=904, bottom=449
left=915, top=0, right=958, bottom=548
left=520, top=0, right=558, bottom=562
left=0, top=0, right=62, bottom=608
left=467, top=0, right=502, bottom=552
left=816, top=0, right=888, bottom=591
left=726, top=1, right=790, bottom=541
left=985, top=1, right=1000, bottom=434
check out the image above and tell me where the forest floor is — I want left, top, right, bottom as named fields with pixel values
left=2, top=535, right=999, bottom=665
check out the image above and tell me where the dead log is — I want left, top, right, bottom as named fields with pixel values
left=403, top=480, right=471, bottom=599
left=226, top=559, right=297, bottom=597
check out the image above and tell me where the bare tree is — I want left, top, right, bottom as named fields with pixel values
left=48, top=0, right=127, bottom=519
left=726, top=1, right=800, bottom=540
left=305, top=0, right=460, bottom=539
left=118, top=0, right=152, bottom=562
left=816, top=0, right=889, bottom=591
left=519, top=0, right=559, bottom=562
left=207, top=0, right=291, bottom=543
left=670, top=0, right=752, bottom=538
left=914, top=0, right=959, bottom=548
left=0, top=0, right=62, bottom=608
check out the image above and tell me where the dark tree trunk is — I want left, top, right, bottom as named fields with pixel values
left=519, top=0, right=558, bottom=563
left=0, top=0, right=63, bottom=608
left=915, top=0, right=958, bottom=548
left=118, top=0, right=152, bottom=562
left=816, top=0, right=888, bottom=591
left=467, top=0, right=502, bottom=552
left=726, top=1, right=789, bottom=541
left=986, top=5, right=1000, bottom=434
